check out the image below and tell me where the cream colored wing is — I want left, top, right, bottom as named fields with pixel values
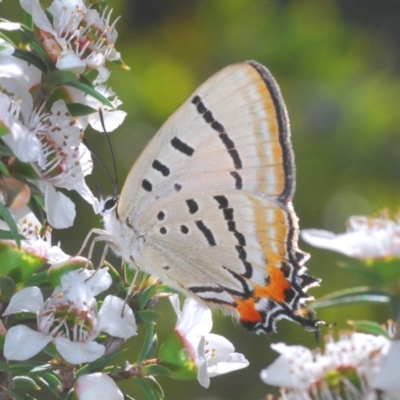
left=114, top=60, right=319, bottom=334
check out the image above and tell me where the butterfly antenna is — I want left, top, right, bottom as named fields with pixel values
left=82, top=134, right=118, bottom=200
left=98, top=109, right=119, bottom=199
left=95, top=182, right=104, bottom=198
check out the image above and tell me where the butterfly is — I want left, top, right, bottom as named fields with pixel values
left=98, top=60, right=320, bottom=334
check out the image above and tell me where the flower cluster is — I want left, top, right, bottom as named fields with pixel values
left=0, top=0, right=126, bottom=229
left=160, top=295, right=249, bottom=388
left=3, top=268, right=137, bottom=364
left=3, top=1, right=400, bottom=400
left=301, top=214, right=400, bottom=259
left=261, top=332, right=400, bottom=399
left=0, top=2, right=253, bottom=399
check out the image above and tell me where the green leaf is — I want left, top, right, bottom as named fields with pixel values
left=124, top=262, right=137, bottom=286
left=0, top=275, right=16, bottom=302
left=0, top=229, right=25, bottom=241
left=76, top=349, right=123, bottom=377
left=0, top=31, right=17, bottom=48
left=134, top=377, right=159, bottom=400
left=312, top=286, right=391, bottom=309
left=339, top=261, right=385, bottom=284
left=137, top=284, right=159, bottom=310
left=13, top=160, right=41, bottom=181
left=13, top=376, right=41, bottom=391
left=0, top=202, right=21, bottom=247
left=0, top=362, right=56, bottom=377
left=65, top=79, right=114, bottom=108
left=348, top=320, right=390, bottom=337
left=0, top=146, right=14, bottom=157
left=13, top=48, right=48, bottom=73
left=2, top=388, right=36, bottom=400
left=0, top=123, right=10, bottom=138
left=105, top=261, right=126, bottom=294
left=47, top=258, right=92, bottom=287
left=40, top=372, right=62, bottom=390
left=136, top=323, right=155, bottom=364
left=66, top=103, right=97, bottom=117
left=22, top=271, right=51, bottom=288
left=36, top=373, right=63, bottom=397
left=29, top=364, right=59, bottom=374
left=135, top=310, right=161, bottom=324
left=158, top=332, right=197, bottom=381
left=144, top=376, right=164, bottom=400
left=156, top=284, right=180, bottom=296
left=0, top=361, right=50, bottom=375
left=141, top=364, right=171, bottom=378
left=0, top=241, right=47, bottom=284
left=19, top=25, right=51, bottom=65
left=46, top=70, right=79, bottom=87
left=27, top=194, right=45, bottom=224
left=367, top=258, right=400, bottom=284
left=0, top=159, right=10, bottom=175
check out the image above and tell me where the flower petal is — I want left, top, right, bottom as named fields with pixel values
left=177, top=297, right=212, bottom=338
left=42, top=182, right=76, bottom=229
left=76, top=373, right=123, bottom=400
left=62, top=268, right=111, bottom=300
left=88, top=109, right=127, bottom=132
left=260, top=343, right=315, bottom=388
left=55, top=337, right=105, bottom=364
left=2, top=286, right=44, bottom=315
left=4, top=325, right=51, bottom=360
left=56, top=51, right=86, bottom=74
left=97, top=295, right=137, bottom=338
left=205, top=333, right=249, bottom=377
left=195, top=336, right=209, bottom=389
left=373, top=340, right=400, bottom=392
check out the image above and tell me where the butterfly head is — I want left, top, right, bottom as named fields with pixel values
left=99, top=195, right=119, bottom=217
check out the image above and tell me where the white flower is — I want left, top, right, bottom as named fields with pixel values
left=13, top=212, right=69, bottom=264
left=0, top=77, right=42, bottom=163
left=65, top=84, right=126, bottom=133
left=373, top=340, right=400, bottom=397
left=75, top=373, right=123, bottom=400
left=20, top=0, right=120, bottom=78
left=0, top=75, right=95, bottom=228
left=28, top=99, right=95, bottom=228
left=0, top=43, right=41, bottom=89
left=301, top=215, right=400, bottom=259
left=3, top=269, right=137, bottom=364
left=170, top=295, right=249, bottom=388
left=261, top=332, right=390, bottom=400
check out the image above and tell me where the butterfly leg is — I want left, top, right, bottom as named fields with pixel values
left=121, top=268, right=140, bottom=317
left=97, top=241, right=110, bottom=270
left=76, top=228, right=109, bottom=258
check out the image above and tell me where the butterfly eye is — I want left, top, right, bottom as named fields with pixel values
left=101, top=196, right=118, bottom=215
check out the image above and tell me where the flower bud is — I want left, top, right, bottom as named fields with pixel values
left=47, top=256, right=92, bottom=287
left=158, top=330, right=198, bottom=381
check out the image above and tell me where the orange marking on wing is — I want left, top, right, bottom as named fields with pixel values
left=249, top=195, right=291, bottom=302
left=250, top=196, right=288, bottom=264
left=255, top=266, right=290, bottom=303
left=245, top=65, right=285, bottom=196
left=235, top=298, right=262, bottom=323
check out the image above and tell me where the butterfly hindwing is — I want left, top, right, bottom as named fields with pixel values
left=113, top=60, right=319, bottom=334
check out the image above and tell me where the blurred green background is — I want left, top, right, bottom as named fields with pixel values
left=3, top=0, right=400, bottom=398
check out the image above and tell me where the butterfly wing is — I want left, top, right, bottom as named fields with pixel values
left=114, top=60, right=319, bottom=334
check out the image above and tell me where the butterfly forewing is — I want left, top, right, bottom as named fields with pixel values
left=112, top=60, right=319, bottom=334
